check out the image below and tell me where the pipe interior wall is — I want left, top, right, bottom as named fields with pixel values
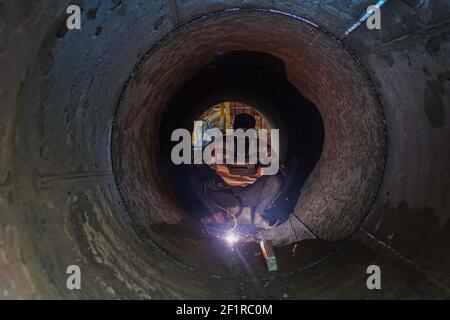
left=0, top=0, right=449, bottom=299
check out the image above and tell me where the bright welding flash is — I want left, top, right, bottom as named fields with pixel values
left=224, top=232, right=239, bottom=245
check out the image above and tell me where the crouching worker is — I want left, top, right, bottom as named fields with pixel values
left=189, top=113, right=283, bottom=230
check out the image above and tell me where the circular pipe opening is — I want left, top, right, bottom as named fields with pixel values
left=112, top=10, right=385, bottom=277
left=5, top=6, right=390, bottom=298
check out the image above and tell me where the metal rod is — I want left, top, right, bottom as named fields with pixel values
left=343, top=0, right=390, bottom=38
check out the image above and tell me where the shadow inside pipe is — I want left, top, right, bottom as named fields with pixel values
left=159, top=51, right=325, bottom=242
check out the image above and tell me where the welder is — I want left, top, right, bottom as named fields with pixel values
left=188, top=113, right=283, bottom=230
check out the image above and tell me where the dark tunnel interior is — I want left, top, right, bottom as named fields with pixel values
left=160, top=51, right=325, bottom=228
left=1, top=1, right=450, bottom=299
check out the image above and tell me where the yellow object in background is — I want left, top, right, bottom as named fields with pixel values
left=224, top=102, right=231, bottom=130
left=192, top=120, right=203, bottom=148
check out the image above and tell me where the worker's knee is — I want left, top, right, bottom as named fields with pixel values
left=265, top=174, right=282, bottom=192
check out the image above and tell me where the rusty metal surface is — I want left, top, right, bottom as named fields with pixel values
left=0, top=0, right=449, bottom=299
